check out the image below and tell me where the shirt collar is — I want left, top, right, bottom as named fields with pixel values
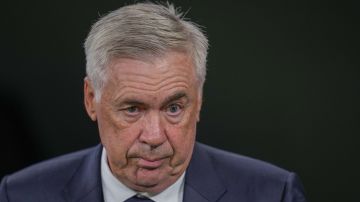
left=101, top=147, right=185, bottom=202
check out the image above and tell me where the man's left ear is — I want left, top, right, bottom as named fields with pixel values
left=84, top=77, right=97, bottom=121
left=196, top=92, right=203, bottom=122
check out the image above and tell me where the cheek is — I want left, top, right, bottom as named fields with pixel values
left=165, top=115, right=197, bottom=163
left=97, top=107, right=141, bottom=165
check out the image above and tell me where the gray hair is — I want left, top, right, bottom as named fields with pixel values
left=84, top=2, right=208, bottom=100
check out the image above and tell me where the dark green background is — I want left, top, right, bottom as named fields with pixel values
left=1, top=0, right=359, bottom=201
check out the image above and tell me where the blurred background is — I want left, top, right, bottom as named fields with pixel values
left=1, top=0, right=359, bottom=201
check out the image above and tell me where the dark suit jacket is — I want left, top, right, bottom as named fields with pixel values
left=0, top=142, right=307, bottom=202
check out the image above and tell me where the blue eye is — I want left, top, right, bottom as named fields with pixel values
left=124, top=106, right=140, bottom=116
left=166, top=104, right=182, bottom=116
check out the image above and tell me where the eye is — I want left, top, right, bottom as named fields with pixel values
left=123, top=106, right=140, bottom=116
left=165, top=103, right=183, bottom=116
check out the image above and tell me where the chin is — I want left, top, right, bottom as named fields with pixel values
left=133, top=181, right=171, bottom=195
left=132, top=170, right=178, bottom=194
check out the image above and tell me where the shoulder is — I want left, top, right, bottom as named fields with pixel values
left=196, top=142, right=290, bottom=177
left=0, top=145, right=101, bottom=201
left=193, top=143, right=306, bottom=201
left=5, top=146, right=99, bottom=183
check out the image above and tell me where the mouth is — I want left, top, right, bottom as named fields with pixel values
left=137, top=157, right=166, bottom=169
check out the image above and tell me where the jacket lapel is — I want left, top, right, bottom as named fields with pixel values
left=183, top=143, right=227, bottom=202
left=61, top=143, right=226, bottom=202
left=62, top=145, right=104, bottom=202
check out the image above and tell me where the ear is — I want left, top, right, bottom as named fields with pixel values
left=84, top=77, right=97, bottom=121
left=196, top=91, right=203, bottom=122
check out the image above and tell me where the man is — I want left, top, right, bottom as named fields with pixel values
left=0, top=2, right=307, bottom=202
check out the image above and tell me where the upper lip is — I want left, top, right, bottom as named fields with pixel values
left=136, top=156, right=168, bottom=169
left=132, top=154, right=169, bottom=161
left=141, top=157, right=165, bottom=161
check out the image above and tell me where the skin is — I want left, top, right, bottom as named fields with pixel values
left=84, top=52, right=202, bottom=194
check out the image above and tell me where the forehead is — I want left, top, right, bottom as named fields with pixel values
left=108, top=52, right=195, bottom=75
left=103, top=52, right=198, bottom=102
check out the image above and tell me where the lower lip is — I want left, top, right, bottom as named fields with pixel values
left=138, top=158, right=164, bottom=169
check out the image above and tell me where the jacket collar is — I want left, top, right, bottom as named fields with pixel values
left=62, top=145, right=103, bottom=202
left=61, top=143, right=227, bottom=202
left=183, top=143, right=227, bottom=202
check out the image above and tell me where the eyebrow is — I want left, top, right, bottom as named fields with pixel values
left=162, top=92, right=188, bottom=106
left=118, top=99, right=146, bottom=107
left=116, top=92, right=188, bottom=108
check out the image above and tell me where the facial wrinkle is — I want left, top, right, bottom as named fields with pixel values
left=113, top=83, right=190, bottom=105
left=114, top=67, right=190, bottom=83
left=112, top=68, right=191, bottom=89
left=112, top=75, right=191, bottom=102
left=121, top=80, right=189, bottom=94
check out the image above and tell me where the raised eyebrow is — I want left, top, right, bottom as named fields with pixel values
left=115, top=92, right=188, bottom=107
left=116, top=99, right=146, bottom=107
left=162, top=92, right=188, bottom=106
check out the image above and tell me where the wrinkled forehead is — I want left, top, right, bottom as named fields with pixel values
left=109, top=47, right=193, bottom=67
left=101, top=53, right=201, bottom=105
left=107, top=51, right=197, bottom=79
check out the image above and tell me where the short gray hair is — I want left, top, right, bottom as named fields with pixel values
left=84, top=2, right=209, bottom=100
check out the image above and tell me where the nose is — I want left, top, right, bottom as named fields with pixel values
left=139, top=111, right=166, bottom=148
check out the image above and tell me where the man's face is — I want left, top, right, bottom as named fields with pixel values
left=84, top=52, right=202, bottom=194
